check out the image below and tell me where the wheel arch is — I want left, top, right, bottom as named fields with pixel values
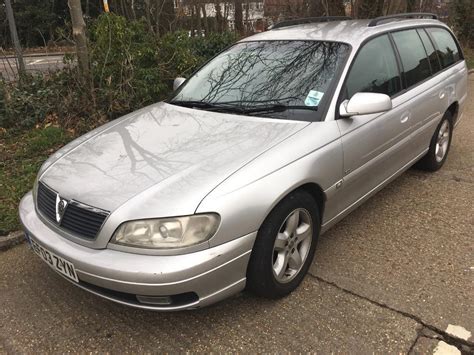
left=297, top=183, right=326, bottom=224
left=446, top=101, right=459, bottom=125
left=265, top=182, right=326, bottom=226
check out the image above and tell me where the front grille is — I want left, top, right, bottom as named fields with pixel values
left=60, top=203, right=108, bottom=239
left=36, top=181, right=109, bottom=240
left=37, top=181, right=57, bottom=222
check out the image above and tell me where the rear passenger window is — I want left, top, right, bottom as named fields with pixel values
left=417, top=29, right=441, bottom=73
left=346, top=35, right=401, bottom=98
left=428, top=28, right=461, bottom=68
left=392, top=29, right=431, bottom=88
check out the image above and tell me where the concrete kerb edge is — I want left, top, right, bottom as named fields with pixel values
left=0, top=231, right=25, bottom=251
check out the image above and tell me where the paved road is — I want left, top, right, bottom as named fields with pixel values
left=0, top=54, right=65, bottom=81
left=0, top=78, right=473, bottom=353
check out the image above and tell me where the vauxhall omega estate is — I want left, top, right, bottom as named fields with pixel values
left=20, top=13, right=468, bottom=310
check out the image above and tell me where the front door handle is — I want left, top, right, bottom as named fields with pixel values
left=439, top=91, right=446, bottom=99
left=400, top=114, right=410, bottom=123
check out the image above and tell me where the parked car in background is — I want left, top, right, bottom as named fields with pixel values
left=20, top=13, right=468, bottom=310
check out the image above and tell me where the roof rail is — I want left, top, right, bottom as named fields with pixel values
left=368, top=12, right=438, bottom=27
left=269, top=16, right=352, bottom=30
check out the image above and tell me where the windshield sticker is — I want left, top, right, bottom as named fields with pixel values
left=305, top=90, right=324, bottom=107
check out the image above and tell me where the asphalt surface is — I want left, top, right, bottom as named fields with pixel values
left=0, top=77, right=473, bottom=353
left=0, top=54, right=65, bottom=81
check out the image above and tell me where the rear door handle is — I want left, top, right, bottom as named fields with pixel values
left=439, top=91, right=446, bottom=99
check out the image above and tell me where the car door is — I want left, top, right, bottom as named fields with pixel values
left=334, top=34, right=417, bottom=215
left=390, top=28, right=446, bottom=158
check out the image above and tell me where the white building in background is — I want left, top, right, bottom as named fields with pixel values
left=175, top=1, right=265, bottom=32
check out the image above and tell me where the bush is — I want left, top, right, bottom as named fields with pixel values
left=1, top=70, right=95, bottom=130
left=158, top=30, right=238, bottom=82
left=90, top=14, right=166, bottom=118
left=0, top=15, right=239, bottom=130
left=450, top=0, right=473, bottom=47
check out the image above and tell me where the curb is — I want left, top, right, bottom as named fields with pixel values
left=0, top=231, right=25, bottom=251
left=1, top=52, right=67, bottom=59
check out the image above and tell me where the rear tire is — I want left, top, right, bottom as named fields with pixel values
left=416, top=112, right=453, bottom=172
left=246, top=190, right=320, bottom=299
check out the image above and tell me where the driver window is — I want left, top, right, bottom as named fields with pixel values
left=346, top=35, right=402, bottom=99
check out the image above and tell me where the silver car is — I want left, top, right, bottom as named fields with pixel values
left=20, top=14, right=468, bottom=310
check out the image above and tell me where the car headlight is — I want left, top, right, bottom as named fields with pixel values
left=110, top=214, right=220, bottom=249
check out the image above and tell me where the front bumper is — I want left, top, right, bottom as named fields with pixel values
left=19, top=192, right=256, bottom=310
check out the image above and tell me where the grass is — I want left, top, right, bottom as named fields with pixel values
left=0, top=126, right=76, bottom=235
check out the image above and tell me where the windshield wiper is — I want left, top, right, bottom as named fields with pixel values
left=243, top=104, right=318, bottom=115
left=170, top=100, right=317, bottom=116
left=169, top=100, right=215, bottom=109
left=169, top=100, right=247, bottom=114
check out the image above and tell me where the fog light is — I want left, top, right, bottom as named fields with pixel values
left=136, top=295, right=172, bottom=306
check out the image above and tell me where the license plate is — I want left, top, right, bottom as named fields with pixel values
left=30, top=237, right=79, bottom=282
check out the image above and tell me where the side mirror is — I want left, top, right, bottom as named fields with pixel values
left=173, top=77, right=186, bottom=91
left=339, top=92, right=392, bottom=118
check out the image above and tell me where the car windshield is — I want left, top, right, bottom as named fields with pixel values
left=169, top=40, right=350, bottom=121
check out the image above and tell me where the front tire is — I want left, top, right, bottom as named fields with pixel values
left=417, top=112, right=453, bottom=171
left=246, top=190, right=320, bottom=299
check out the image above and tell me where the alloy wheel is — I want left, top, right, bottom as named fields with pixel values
left=272, top=208, right=313, bottom=283
left=435, top=120, right=450, bottom=163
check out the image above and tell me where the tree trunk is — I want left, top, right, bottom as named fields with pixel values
left=356, top=0, right=384, bottom=18
left=196, top=4, right=202, bottom=35
left=327, top=0, right=345, bottom=16
left=130, top=0, right=137, bottom=20
left=385, top=0, right=407, bottom=14
left=406, top=0, right=416, bottom=12
left=155, top=0, right=161, bottom=36
left=4, top=0, right=25, bottom=76
left=234, top=0, right=244, bottom=34
left=308, top=0, right=325, bottom=17
left=215, top=1, right=223, bottom=32
left=201, top=4, right=209, bottom=34
left=190, top=4, right=196, bottom=36
left=68, top=0, right=90, bottom=81
left=160, top=0, right=175, bottom=33
left=144, top=0, right=154, bottom=33
left=245, top=0, right=250, bottom=33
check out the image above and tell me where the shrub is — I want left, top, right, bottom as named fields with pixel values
left=89, top=13, right=167, bottom=118
left=1, top=70, right=95, bottom=130
left=450, top=0, right=474, bottom=47
left=1, top=15, right=239, bottom=130
left=1, top=74, right=55, bottom=128
left=192, top=31, right=238, bottom=59
left=158, top=31, right=238, bottom=82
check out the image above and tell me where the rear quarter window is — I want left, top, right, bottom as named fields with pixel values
left=417, top=28, right=442, bottom=74
left=392, top=29, right=432, bottom=88
left=427, top=28, right=461, bottom=69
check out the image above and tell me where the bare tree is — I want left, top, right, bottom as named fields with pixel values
left=234, top=0, right=244, bottom=34
left=355, top=0, right=384, bottom=18
left=68, top=0, right=90, bottom=80
left=215, top=1, right=223, bottom=31
left=326, top=0, right=346, bottom=16
left=406, top=0, right=416, bottom=12
left=196, top=4, right=202, bottom=34
left=201, top=4, right=209, bottom=33
left=307, top=0, right=344, bottom=17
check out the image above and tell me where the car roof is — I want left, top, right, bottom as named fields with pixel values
left=240, top=19, right=448, bottom=47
